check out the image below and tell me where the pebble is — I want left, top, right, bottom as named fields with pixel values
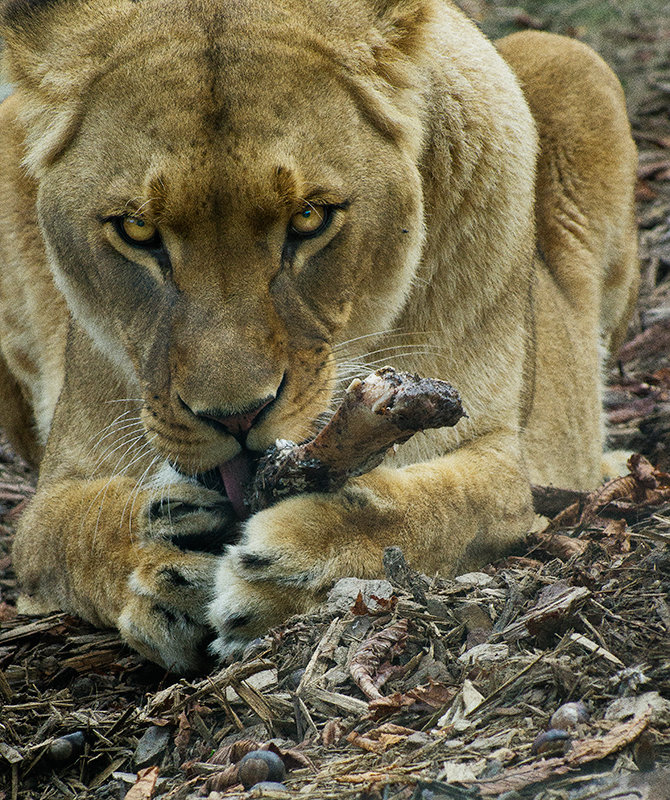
left=326, top=577, right=393, bottom=613
left=454, top=571, right=495, bottom=588
left=238, top=750, right=286, bottom=789
left=531, top=728, right=572, bottom=757
left=550, top=701, right=589, bottom=730
left=47, top=732, right=85, bottom=763
left=134, top=725, right=170, bottom=768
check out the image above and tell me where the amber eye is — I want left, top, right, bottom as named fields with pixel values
left=289, top=204, right=329, bottom=237
left=121, top=216, right=159, bottom=243
left=111, top=215, right=161, bottom=249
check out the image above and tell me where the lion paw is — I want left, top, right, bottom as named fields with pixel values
left=120, top=545, right=221, bottom=672
left=142, top=472, right=237, bottom=554
left=207, top=499, right=345, bottom=658
left=120, top=474, right=239, bottom=671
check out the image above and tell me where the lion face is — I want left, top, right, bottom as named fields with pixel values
left=31, top=1, right=426, bottom=474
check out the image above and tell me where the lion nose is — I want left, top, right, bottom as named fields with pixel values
left=196, top=396, right=274, bottom=441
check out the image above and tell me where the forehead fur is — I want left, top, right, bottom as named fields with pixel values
left=1, top=0, right=436, bottom=176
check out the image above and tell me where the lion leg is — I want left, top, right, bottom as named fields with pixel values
left=0, top=350, right=42, bottom=465
left=497, top=31, right=638, bottom=488
left=209, top=429, right=533, bottom=656
left=13, top=476, right=234, bottom=671
left=497, top=31, right=638, bottom=343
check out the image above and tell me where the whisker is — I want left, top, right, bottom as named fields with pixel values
left=84, top=409, right=141, bottom=452
left=127, top=451, right=162, bottom=540
left=89, top=427, right=147, bottom=475
left=104, top=398, right=144, bottom=404
left=341, top=343, right=447, bottom=361
left=87, top=419, right=145, bottom=460
left=332, top=329, right=440, bottom=352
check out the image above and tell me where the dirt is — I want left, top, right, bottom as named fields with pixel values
left=1, top=3, right=670, bottom=799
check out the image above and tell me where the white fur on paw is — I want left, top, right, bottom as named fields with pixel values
left=207, top=561, right=262, bottom=656
left=147, top=460, right=197, bottom=490
left=118, top=601, right=208, bottom=673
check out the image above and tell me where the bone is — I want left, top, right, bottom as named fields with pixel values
left=247, top=366, right=465, bottom=513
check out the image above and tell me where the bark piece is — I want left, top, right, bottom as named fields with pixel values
left=349, top=618, right=409, bottom=701
left=248, top=367, right=464, bottom=512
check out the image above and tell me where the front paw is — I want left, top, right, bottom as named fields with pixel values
left=143, top=469, right=237, bottom=554
left=207, top=489, right=383, bottom=658
left=120, top=544, right=221, bottom=672
left=120, top=473, right=238, bottom=671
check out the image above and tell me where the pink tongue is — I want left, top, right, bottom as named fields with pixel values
left=219, top=452, right=252, bottom=520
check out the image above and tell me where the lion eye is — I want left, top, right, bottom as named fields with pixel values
left=289, top=205, right=329, bottom=237
left=121, top=217, right=159, bottom=244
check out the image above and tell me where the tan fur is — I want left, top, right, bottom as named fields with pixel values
left=0, top=0, right=637, bottom=670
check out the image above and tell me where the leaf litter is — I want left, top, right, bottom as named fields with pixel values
left=2, top=1, right=670, bottom=798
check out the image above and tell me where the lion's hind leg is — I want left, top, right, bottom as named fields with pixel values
left=497, top=31, right=638, bottom=489
left=0, top=350, right=42, bottom=466
left=497, top=30, right=639, bottom=359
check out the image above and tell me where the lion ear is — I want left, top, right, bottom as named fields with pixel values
left=0, top=0, right=127, bottom=177
left=365, top=0, right=435, bottom=66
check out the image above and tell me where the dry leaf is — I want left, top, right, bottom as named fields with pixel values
left=406, top=681, right=457, bottom=709
left=351, top=591, right=369, bottom=616
left=203, top=764, right=240, bottom=793
left=208, top=738, right=259, bottom=766
left=174, top=711, right=191, bottom=751
left=369, top=680, right=457, bottom=717
left=535, top=531, right=587, bottom=560
left=628, top=453, right=670, bottom=489
left=347, top=723, right=416, bottom=754
left=321, top=719, right=343, bottom=747
left=266, top=741, right=315, bottom=771
left=370, top=593, right=398, bottom=611
left=577, top=455, right=670, bottom=528
left=349, top=619, right=408, bottom=701
left=601, top=518, right=631, bottom=555
left=123, top=766, right=160, bottom=800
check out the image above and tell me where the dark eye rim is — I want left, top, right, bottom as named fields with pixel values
left=288, top=203, right=347, bottom=241
left=109, top=215, right=163, bottom=250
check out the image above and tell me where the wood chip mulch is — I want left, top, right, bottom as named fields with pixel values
left=3, top=4, right=670, bottom=799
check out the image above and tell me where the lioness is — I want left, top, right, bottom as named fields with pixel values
left=0, top=0, right=637, bottom=671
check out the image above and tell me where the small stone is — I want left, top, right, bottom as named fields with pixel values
left=550, top=701, right=589, bottom=730
left=531, top=729, right=572, bottom=757
left=134, top=725, right=170, bottom=768
left=425, top=597, right=451, bottom=619
left=454, top=572, right=494, bottom=588
left=405, top=731, right=431, bottom=748
left=238, top=750, right=286, bottom=789
left=326, top=578, right=393, bottom=613
left=455, top=603, right=493, bottom=632
left=47, top=732, right=85, bottom=763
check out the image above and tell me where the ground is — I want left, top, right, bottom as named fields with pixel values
left=1, top=2, right=670, bottom=799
